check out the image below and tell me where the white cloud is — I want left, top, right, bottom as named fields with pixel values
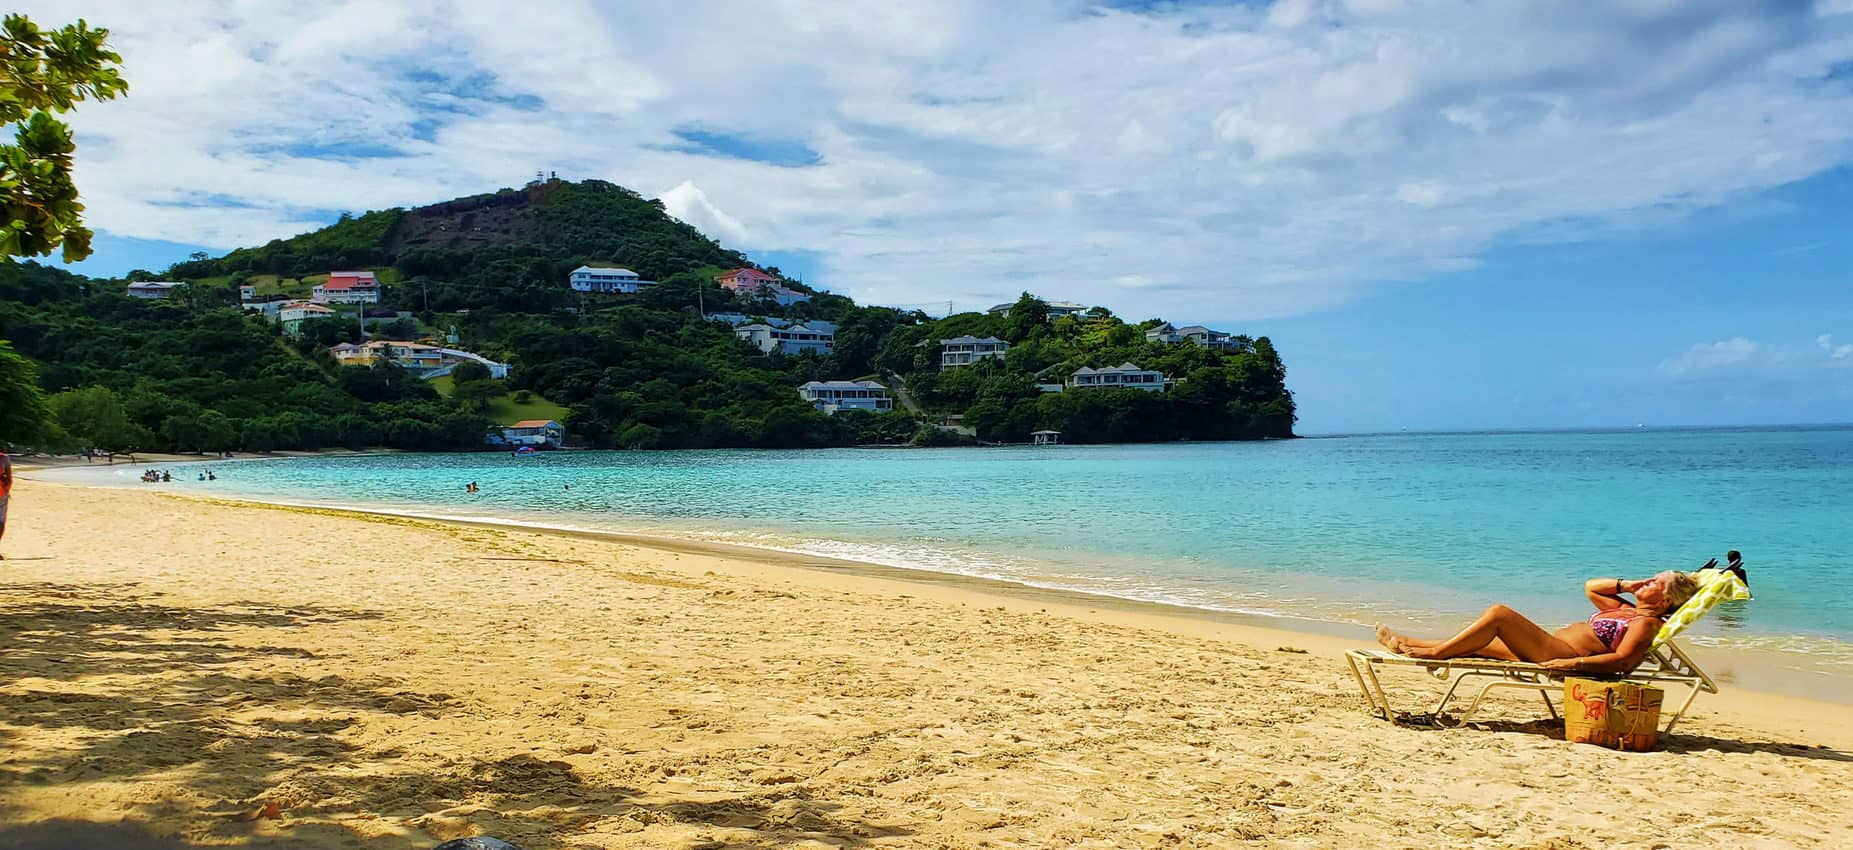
left=659, top=180, right=749, bottom=246
left=1659, top=334, right=1853, bottom=380
left=25, top=0, right=1853, bottom=320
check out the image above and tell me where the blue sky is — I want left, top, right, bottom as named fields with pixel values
left=31, top=0, right=1853, bottom=432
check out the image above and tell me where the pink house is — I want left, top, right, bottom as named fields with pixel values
left=715, top=267, right=812, bottom=305
left=715, top=268, right=782, bottom=294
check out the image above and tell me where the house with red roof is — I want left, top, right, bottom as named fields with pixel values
left=312, top=271, right=382, bottom=305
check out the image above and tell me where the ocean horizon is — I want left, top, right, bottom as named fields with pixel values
left=37, top=426, right=1852, bottom=678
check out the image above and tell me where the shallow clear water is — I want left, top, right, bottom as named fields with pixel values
left=50, top=427, right=1853, bottom=666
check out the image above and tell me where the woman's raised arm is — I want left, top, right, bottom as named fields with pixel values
left=1584, top=577, right=1632, bottom=611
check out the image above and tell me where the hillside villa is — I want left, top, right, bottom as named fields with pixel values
left=716, top=268, right=811, bottom=305
left=312, top=271, right=382, bottom=305
left=1146, top=322, right=1246, bottom=351
left=569, top=266, right=655, bottom=294
left=127, top=281, right=186, bottom=299
left=707, top=314, right=838, bottom=335
left=987, top=299, right=1088, bottom=319
left=735, top=323, right=834, bottom=356
left=278, top=301, right=337, bottom=335
left=1067, top=363, right=1168, bottom=392
left=493, top=419, right=564, bottom=449
left=940, top=336, right=1010, bottom=369
left=798, top=380, right=893, bottom=414
left=328, top=340, right=510, bottom=379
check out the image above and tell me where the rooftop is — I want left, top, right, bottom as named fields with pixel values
left=800, top=380, right=888, bottom=391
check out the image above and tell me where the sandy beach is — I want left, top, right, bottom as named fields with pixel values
left=1, top=481, right=1850, bottom=849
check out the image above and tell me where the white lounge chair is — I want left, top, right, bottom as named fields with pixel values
left=1344, top=572, right=1751, bottom=732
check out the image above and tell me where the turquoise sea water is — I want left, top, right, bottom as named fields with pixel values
left=44, top=427, right=1853, bottom=667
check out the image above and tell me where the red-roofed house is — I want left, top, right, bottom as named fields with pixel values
left=312, top=271, right=382, bottom=305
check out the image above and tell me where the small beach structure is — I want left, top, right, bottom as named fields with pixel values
left=493, top=420, right=564, bottom=449
left=798, top=380, right=893, bottom=414
left=1032, top=430, right=1061, bottom=446
left=1067, top=363, right=1167, bottom=392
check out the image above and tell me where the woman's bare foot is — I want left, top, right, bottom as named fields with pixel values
left=1375, top=624, right=1410, bottom=652
left=1401, top=643, right=1440, bottom=659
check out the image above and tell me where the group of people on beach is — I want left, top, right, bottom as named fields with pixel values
left=139, top=468, right=218, bottom=483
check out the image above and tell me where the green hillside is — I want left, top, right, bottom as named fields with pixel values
left=2, top=178, right=1294, bottom=454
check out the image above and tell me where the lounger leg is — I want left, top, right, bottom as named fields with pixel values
left=1435, top=673, right=1471, bottom=717
left=1359, top=658, right=1400, bottom=722
left=1540, top=687, right=1559, bottom=720
left=1345, top=654, right=1388, bottom=719
left=1661, top=681, right=1701, bottom=735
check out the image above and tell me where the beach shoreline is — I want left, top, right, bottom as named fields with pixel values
left=25, top=463, right=1851, bottom=705
left=2, top=481, right=1851, bottom=848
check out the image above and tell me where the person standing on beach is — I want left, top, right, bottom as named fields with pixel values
left=0, top=451, right=13, bottom=560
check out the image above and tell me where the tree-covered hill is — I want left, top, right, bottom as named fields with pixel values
left=1, top=179, right=1294, bottom=455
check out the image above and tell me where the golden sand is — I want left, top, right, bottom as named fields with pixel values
left=1, top=481, right=1850, bottom=849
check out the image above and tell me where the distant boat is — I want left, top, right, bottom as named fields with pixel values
left=512, top=446, right=539, bottom=457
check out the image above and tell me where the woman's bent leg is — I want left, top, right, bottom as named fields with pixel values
left=1403, top=605, right=1577, bottom=662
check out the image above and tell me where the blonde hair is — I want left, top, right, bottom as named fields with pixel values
left=1662, top=571, right=1702, bottom=615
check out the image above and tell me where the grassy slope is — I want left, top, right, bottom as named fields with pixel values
left=427, top=376, right=570, bottom=426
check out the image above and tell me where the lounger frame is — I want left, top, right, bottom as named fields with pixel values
left=1344, top=640, right=1716, bottom=733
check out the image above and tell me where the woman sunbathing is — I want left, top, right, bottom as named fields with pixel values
left=1376, top=571, right=1702, bottom=675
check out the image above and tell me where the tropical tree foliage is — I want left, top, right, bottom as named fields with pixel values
left=0, top=14, right=129, bottom=261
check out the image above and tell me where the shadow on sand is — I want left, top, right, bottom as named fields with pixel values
left=0, top=582, right=911, bottom=848
left=1393, top=714, right=1853, bottom=762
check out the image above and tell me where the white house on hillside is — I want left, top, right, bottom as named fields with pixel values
left=798, top=380, right=893, bottom=414
left=735, top=323, right=834, bottom=355
left=940, top=336, right=1010, bottom=369
left=1068, top=363, right=1167, bottom=392
left=327, top=340, right=510, bottom=378
left=569, top=266, right=655, bottom=294
left=127, top=281, right=185, bottom=299
left=1146, top=322, right=1246, bottom=351
left=313, top=271, right=382, bottom=304
left=987, top=299, right=1088, bottom=319
left=278, top=301, right=337, bottom=336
